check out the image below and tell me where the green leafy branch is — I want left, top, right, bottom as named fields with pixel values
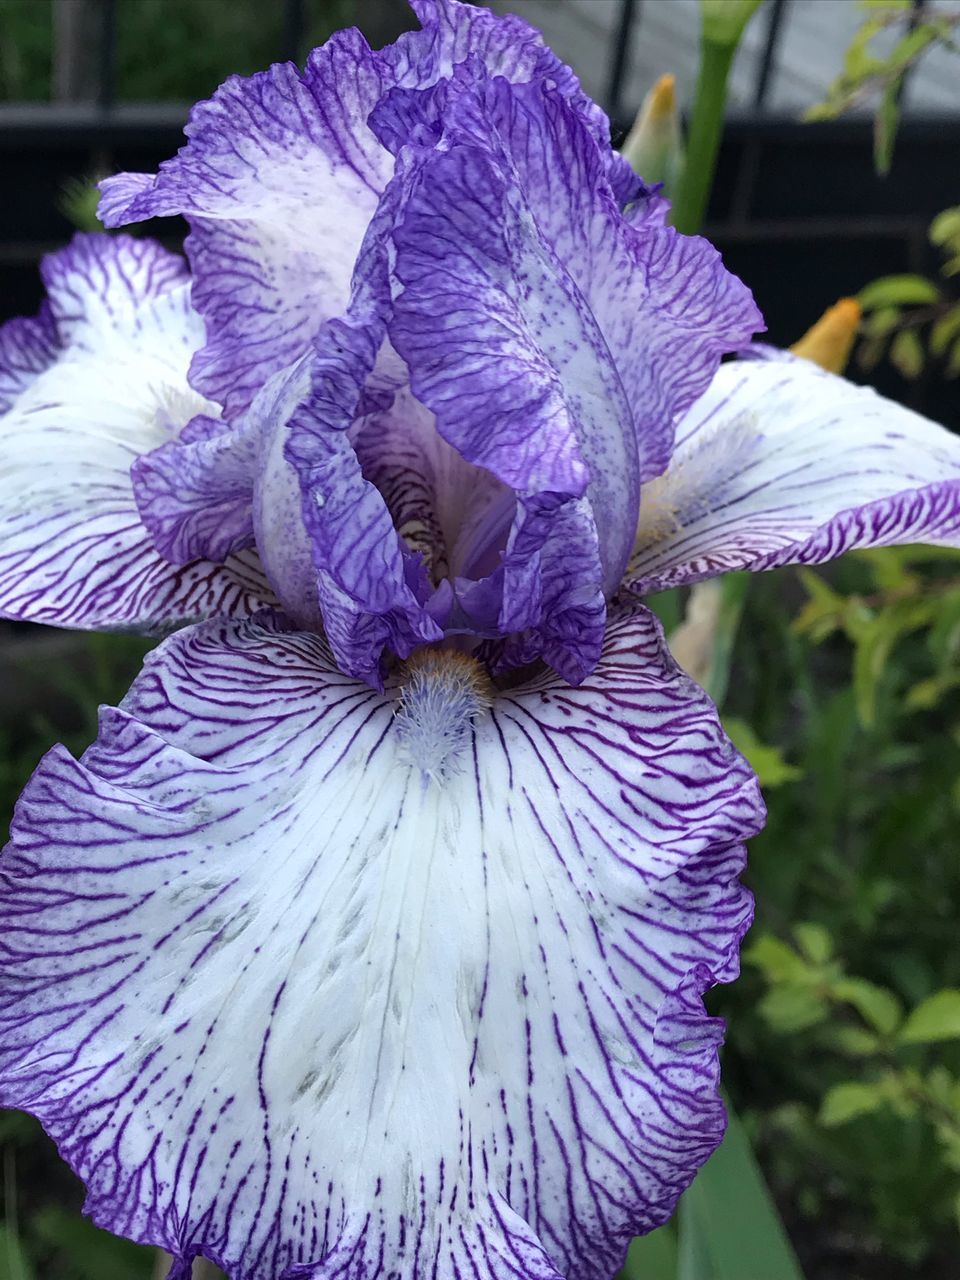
left=747, top=924, right=960, bottom=1229
left=855, top=208, right=960, bottom=379
left=806, top=0, right=960, bottom=174
left=794, top=547, right=960, bottom=725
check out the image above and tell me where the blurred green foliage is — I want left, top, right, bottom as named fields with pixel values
left=709, top=548, right=960, bottom=1275
left=806, top=0, right=960, bottom=175
left=856, top=209, right=960, bottom=382
left=0, top=0, right=354, bottom=104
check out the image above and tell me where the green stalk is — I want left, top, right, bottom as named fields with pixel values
left=670, top=37, right=736, bottom=235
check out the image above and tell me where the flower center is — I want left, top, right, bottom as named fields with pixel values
left=394, top=649, right=493, bottom=783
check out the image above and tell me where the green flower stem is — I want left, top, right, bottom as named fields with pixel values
left=671, top=37, right=736, bottom=235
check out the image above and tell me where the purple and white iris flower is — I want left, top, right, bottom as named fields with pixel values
left=3, top=2, right=960, bottom=1278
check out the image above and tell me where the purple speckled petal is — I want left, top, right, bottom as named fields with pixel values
left=626, top=355, right=960, bottom=595
left=99, top=30, right=391, bottom=417
left=389, top=78, right=760, bottom=584
left=0, top=233, right=271, bottom=629
left=256, top=185, right=444, bottom=682
left=0, top=605, right=763, bottom=1280
left=131, top=413, right=259, bottom=566
left=437, top=79, right=762, bottom=491
left=98, top=1, right=619, bottom=421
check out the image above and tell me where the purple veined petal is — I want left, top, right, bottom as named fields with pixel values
left=389, top=78, right=761, bottom=618
left=131, top=412, right=260, bottom=566
left=98, top=30, right=393, bottom=418
left=390, top=128, right=632, bottom=597
left=0, top=301, right=58, bottom=413
left=260, top=230, right=444, bottom=681
left=0, top=233, right=271, bottom=629
left=494, top=495, right=607, bottom=684
left=626, top=354, right=960, bottom=595
left=440, top=78, right=763, bottom=488
left=0, top=604, right=764, bottom=1280
left=98, top=0, right=626, bottom=422
left=398, top=0, right=644, bottom=207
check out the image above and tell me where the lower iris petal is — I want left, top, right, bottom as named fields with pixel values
left=0, top=606, right=762, bottom=1280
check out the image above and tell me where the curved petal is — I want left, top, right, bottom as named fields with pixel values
left=627, top=355, right=960, bottom=595
left=0, top=606, right=763, bottom=1280
left=0, top=234, right=271, bottom=629
left=131, top=412, right=260, bottom=565
left=0, top=302, right=58, bottom=413
left=98, top=1, right=620, bottom=421
left=389, top=78, right=759, bottom=604
left=100, top=32, right=391, bottom=418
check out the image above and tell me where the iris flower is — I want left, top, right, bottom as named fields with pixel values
left=2, top=3, right=960, bottom=1278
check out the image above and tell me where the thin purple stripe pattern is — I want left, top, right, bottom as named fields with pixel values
left=626, top=356, right=960, bottom=595
left=0, top=606, right=762, bottom=1280
left=0, top=233, right=272, bottom=629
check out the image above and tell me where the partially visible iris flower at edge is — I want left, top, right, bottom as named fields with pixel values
left=2, top=3, right=960, bottom=1278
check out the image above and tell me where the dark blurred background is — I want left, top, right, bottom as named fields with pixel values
left=1, top=0, right=959, bottom=426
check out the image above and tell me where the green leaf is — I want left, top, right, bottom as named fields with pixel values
left=678, top=1099, right=805, bottom=1280
left=930, top=305, right=960, bottom=357
left=619, top=1226, right=679, bottom=1280
left=861, top=305, right=900, bottom=337
left=825, top=1024, right=883, bottom=1057
left=832, top=978, right=903, bottom=1035
left=793, top=921, right=833, bottom=966
left=722, top=718, right=802, bottom=788
left=899, top=990, right=960, bottom=1044
left=745, top=934, right=810, bottom=983
left=760, top=986, right=829, bottom=1034
left=873, top=78, right=900, bottom=175
left=851, top=597, right=936, bottom=725
left=819, top=1081, right=886, bottom=1127
left=857, top=274, right=940, bottom=309
left=0, top=1225, right=34, bottom=1280
left=792, top=569, right=845, bottom=641
left=889, top=328, right=925, bottom=379
left=29, top=1208, right=153, bottom=1280
left=930, top=206, right=960, bottom=248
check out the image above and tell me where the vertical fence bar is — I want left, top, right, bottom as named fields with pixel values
left=283, top=0, right=306, bottom=63
left=606, top=0, right=639, bottom=124
left=753, top=0, right=787, bottom=109
left=98, top=0, right=117, bottom=110
left=898, top=0, right=927, bottom=106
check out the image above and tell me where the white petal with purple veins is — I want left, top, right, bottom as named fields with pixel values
left=0, top=234, right=270, bottom=629
left=0, top=608, right=762, bottom=1280
left=627, top=355, right=960, bottom=594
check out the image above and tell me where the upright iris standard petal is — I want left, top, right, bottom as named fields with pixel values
left=0, top=234, right=270, bottom=630
left=97, top=0, right=628, bottom=421
left=0, top=607, right=763, bottom=1280
left=395, top=76, right=762, bottom=493
left=626, top=354, right=960, bottom=595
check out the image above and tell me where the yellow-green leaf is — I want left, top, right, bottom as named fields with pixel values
left=833, top=978, right=903, bottom=1035
left=857, top=274, right=940, bottom=309
left=722, top=717, right=802, bottom=788
left=819, top=1081, right=886, bottom=1127
left=899, top=990, right=960, bottom=1044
